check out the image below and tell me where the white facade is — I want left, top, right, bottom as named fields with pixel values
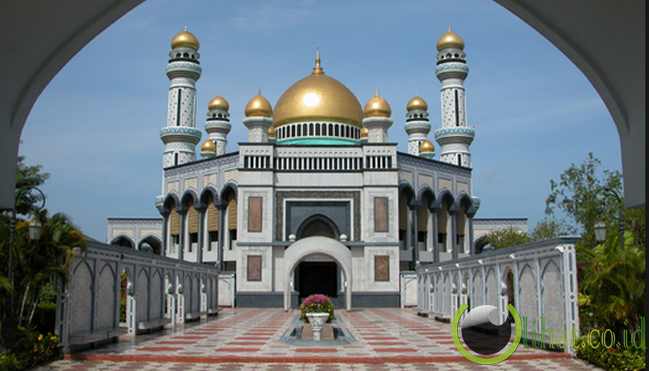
left=103, top=28, right=536, bottom=309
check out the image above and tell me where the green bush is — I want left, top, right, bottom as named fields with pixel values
left=0, top=352, right=23, bottom=371
left=0, top=329, right=61, bottom=371
left=299, top=294, right=334, bottom=323
left=574, top=335, right=645, bottom=371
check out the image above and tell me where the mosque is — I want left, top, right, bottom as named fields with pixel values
left=106, top=27, right=527, bottom=308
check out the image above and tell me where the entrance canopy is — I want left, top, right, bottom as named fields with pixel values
left=283, top=236, right=352, bottom=311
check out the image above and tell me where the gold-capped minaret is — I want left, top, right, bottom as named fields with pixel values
left=171, top=26, right=200, bottom=50
left=436, top=25, right=464, bottom=50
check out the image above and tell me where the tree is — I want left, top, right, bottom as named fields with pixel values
left=544, top=152, right=623, bottom=249
left=530, top=216, right=572, bottom=240
left=0, top=157, right=85, bottom=355
left=14, top=156, right=49, bottom=215
left=543, top=152, right=645, bottom=338
left=483, top=227, right=530, bottom=249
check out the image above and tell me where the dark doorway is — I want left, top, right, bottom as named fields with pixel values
left=296, top=261, right=338, bottom=299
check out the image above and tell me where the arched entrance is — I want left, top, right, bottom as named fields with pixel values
left=283, top=236, right=352, bottom=311
left=111, top=236, right=134, bottom=249
left=138, top=235, right=162, bottom=255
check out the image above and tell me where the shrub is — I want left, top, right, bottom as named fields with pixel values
left=574, top=335, right=645, bottom=371
left=0, top=329, right=61, bottom=371
left=299, top=294, right=334, bottom=323
left=0, top=352, right=23, bottom=371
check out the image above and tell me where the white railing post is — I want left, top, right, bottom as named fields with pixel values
left=126, top=280, right=136, bottom=335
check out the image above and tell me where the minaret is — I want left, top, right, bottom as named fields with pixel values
left=205, top=96, right=231, bottom=155
left=419, top=139, right=435, bottom=159
left=160, top=27, right=202, bottom=169
left=405, top=96, right=431, bottom=155
left=200, top=138, right=216, bottom=159
left=243, top=91, right=273, bottom=142
left=434, top=26, right=475, bottom=167
left=362, top=90, right=392, bottom=143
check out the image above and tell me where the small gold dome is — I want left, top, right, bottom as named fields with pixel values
left=363, top=92, right=391, bottom=118
left=273, top=52, right=363, bottom=128
left=436, top=26, right=464, bottom=50
left=171, top=28, right=200, bottom=50
left=406, top=96, right=428, bottom=111
left=268, top=126, right=276, bottom=138
left=207, top=96, right=229, bottom=111
left=420, top=139, right=435, bottom=153
left=360, top=127, right=369, bottom=138
left=245, top=92, right=273, bottom=117
left=201, top=139, right=216, bottom=153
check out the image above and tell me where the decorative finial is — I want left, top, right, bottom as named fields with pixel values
left=375, top=87, right=380, bottom=97
left=313, top=49, right=324, bottom=75
left=257, top=88, right=262, bottom=96
left=184, top=25, right=188, bottom=32
left=448, top=24, right=452, bottom=32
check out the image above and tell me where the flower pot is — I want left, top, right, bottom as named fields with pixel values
left=305, top=312, right=330, bottom=341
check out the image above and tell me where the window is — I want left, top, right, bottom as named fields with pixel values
left=189, top=233, right=198, bottom=252
left=374, top=197, right=389, bottom=233
left=374, top=255, right=390, bottom=282
left=247, top=255, right=262, bottom=281
left=315, top=123, right=320, bottom=136
left=229, top=229, right=236, bottom=250
left=223, top=261, right=236, bottom=272
left=174, top=153, right=178, bottom=166
left=458, top=154, right=462, bottom=166
left=247, top=196, right=263, bottom=232
left=208, top=231, right=218, bottom=251
left=438, top=233, right=447, bottom=252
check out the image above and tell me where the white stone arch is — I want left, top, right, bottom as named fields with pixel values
left=283, top=236, right=352, bottom=311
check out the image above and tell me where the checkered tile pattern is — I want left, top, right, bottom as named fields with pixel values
left=43, top=308, right=599, bottom=370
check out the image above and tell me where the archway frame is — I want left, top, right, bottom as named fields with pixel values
left=282, top=236, right=352, bottom=311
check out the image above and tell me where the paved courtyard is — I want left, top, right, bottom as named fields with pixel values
left=44, top=308, right=597, bottom=370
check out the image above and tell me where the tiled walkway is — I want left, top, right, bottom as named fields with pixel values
left=45, top=308, right=598, bottom=370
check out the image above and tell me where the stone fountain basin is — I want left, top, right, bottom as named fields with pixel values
left=280, top=316, right=356, bottom=346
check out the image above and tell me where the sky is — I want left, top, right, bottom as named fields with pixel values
left=19, top=0, right=622, bottom=241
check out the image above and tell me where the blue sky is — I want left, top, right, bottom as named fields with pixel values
left=19, top=0, right=621, bottom=240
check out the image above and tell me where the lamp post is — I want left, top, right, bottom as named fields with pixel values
left=594, top=187, right=624, bottom=251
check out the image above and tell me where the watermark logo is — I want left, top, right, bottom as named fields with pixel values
left=451, top=304, right=522, bottom=365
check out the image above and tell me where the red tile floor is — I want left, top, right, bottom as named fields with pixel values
left=43, top=308, right=599, bottom=370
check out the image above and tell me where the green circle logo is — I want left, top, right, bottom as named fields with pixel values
left=451, top=304, right=522, bottom=365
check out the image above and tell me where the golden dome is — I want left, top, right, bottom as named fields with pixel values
left=360, top=127, right=369, bottom=138
left=171, top=27, right=200, bottom=50
left=436, top=26, right=464, bottom=50
left=267, top=126, right=276, bottom=138
left=406, top=96, right=428, bottom=111
left=364, top=92, right=391, bottom=118
left=245, top=92, right=273, bottom=117
left=420, top=139, right=435, bottom=153
left=200, top=139, right=216, bottom=153
left=272, top=52, right=363, bottom=128
left=207, top=96, right=229, bottom=111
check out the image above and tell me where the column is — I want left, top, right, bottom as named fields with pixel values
left=450, top=210, right=458, bottom=260
left=426, top=209, right=433, bottom=252
left=197, top=207, right=205, bottom=264
left=160, top=212, right=169, bottom=257
left=178, top=210, right=186, bottom=261
left=217, top=203, right=226, bottom=270
left=405, top=206, right=412, bottom=252
left=467, top=216, right=475, bottom=255
left=431, top=211, right=439, bottom=262
left=411, top=205, right=418, bottom=267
